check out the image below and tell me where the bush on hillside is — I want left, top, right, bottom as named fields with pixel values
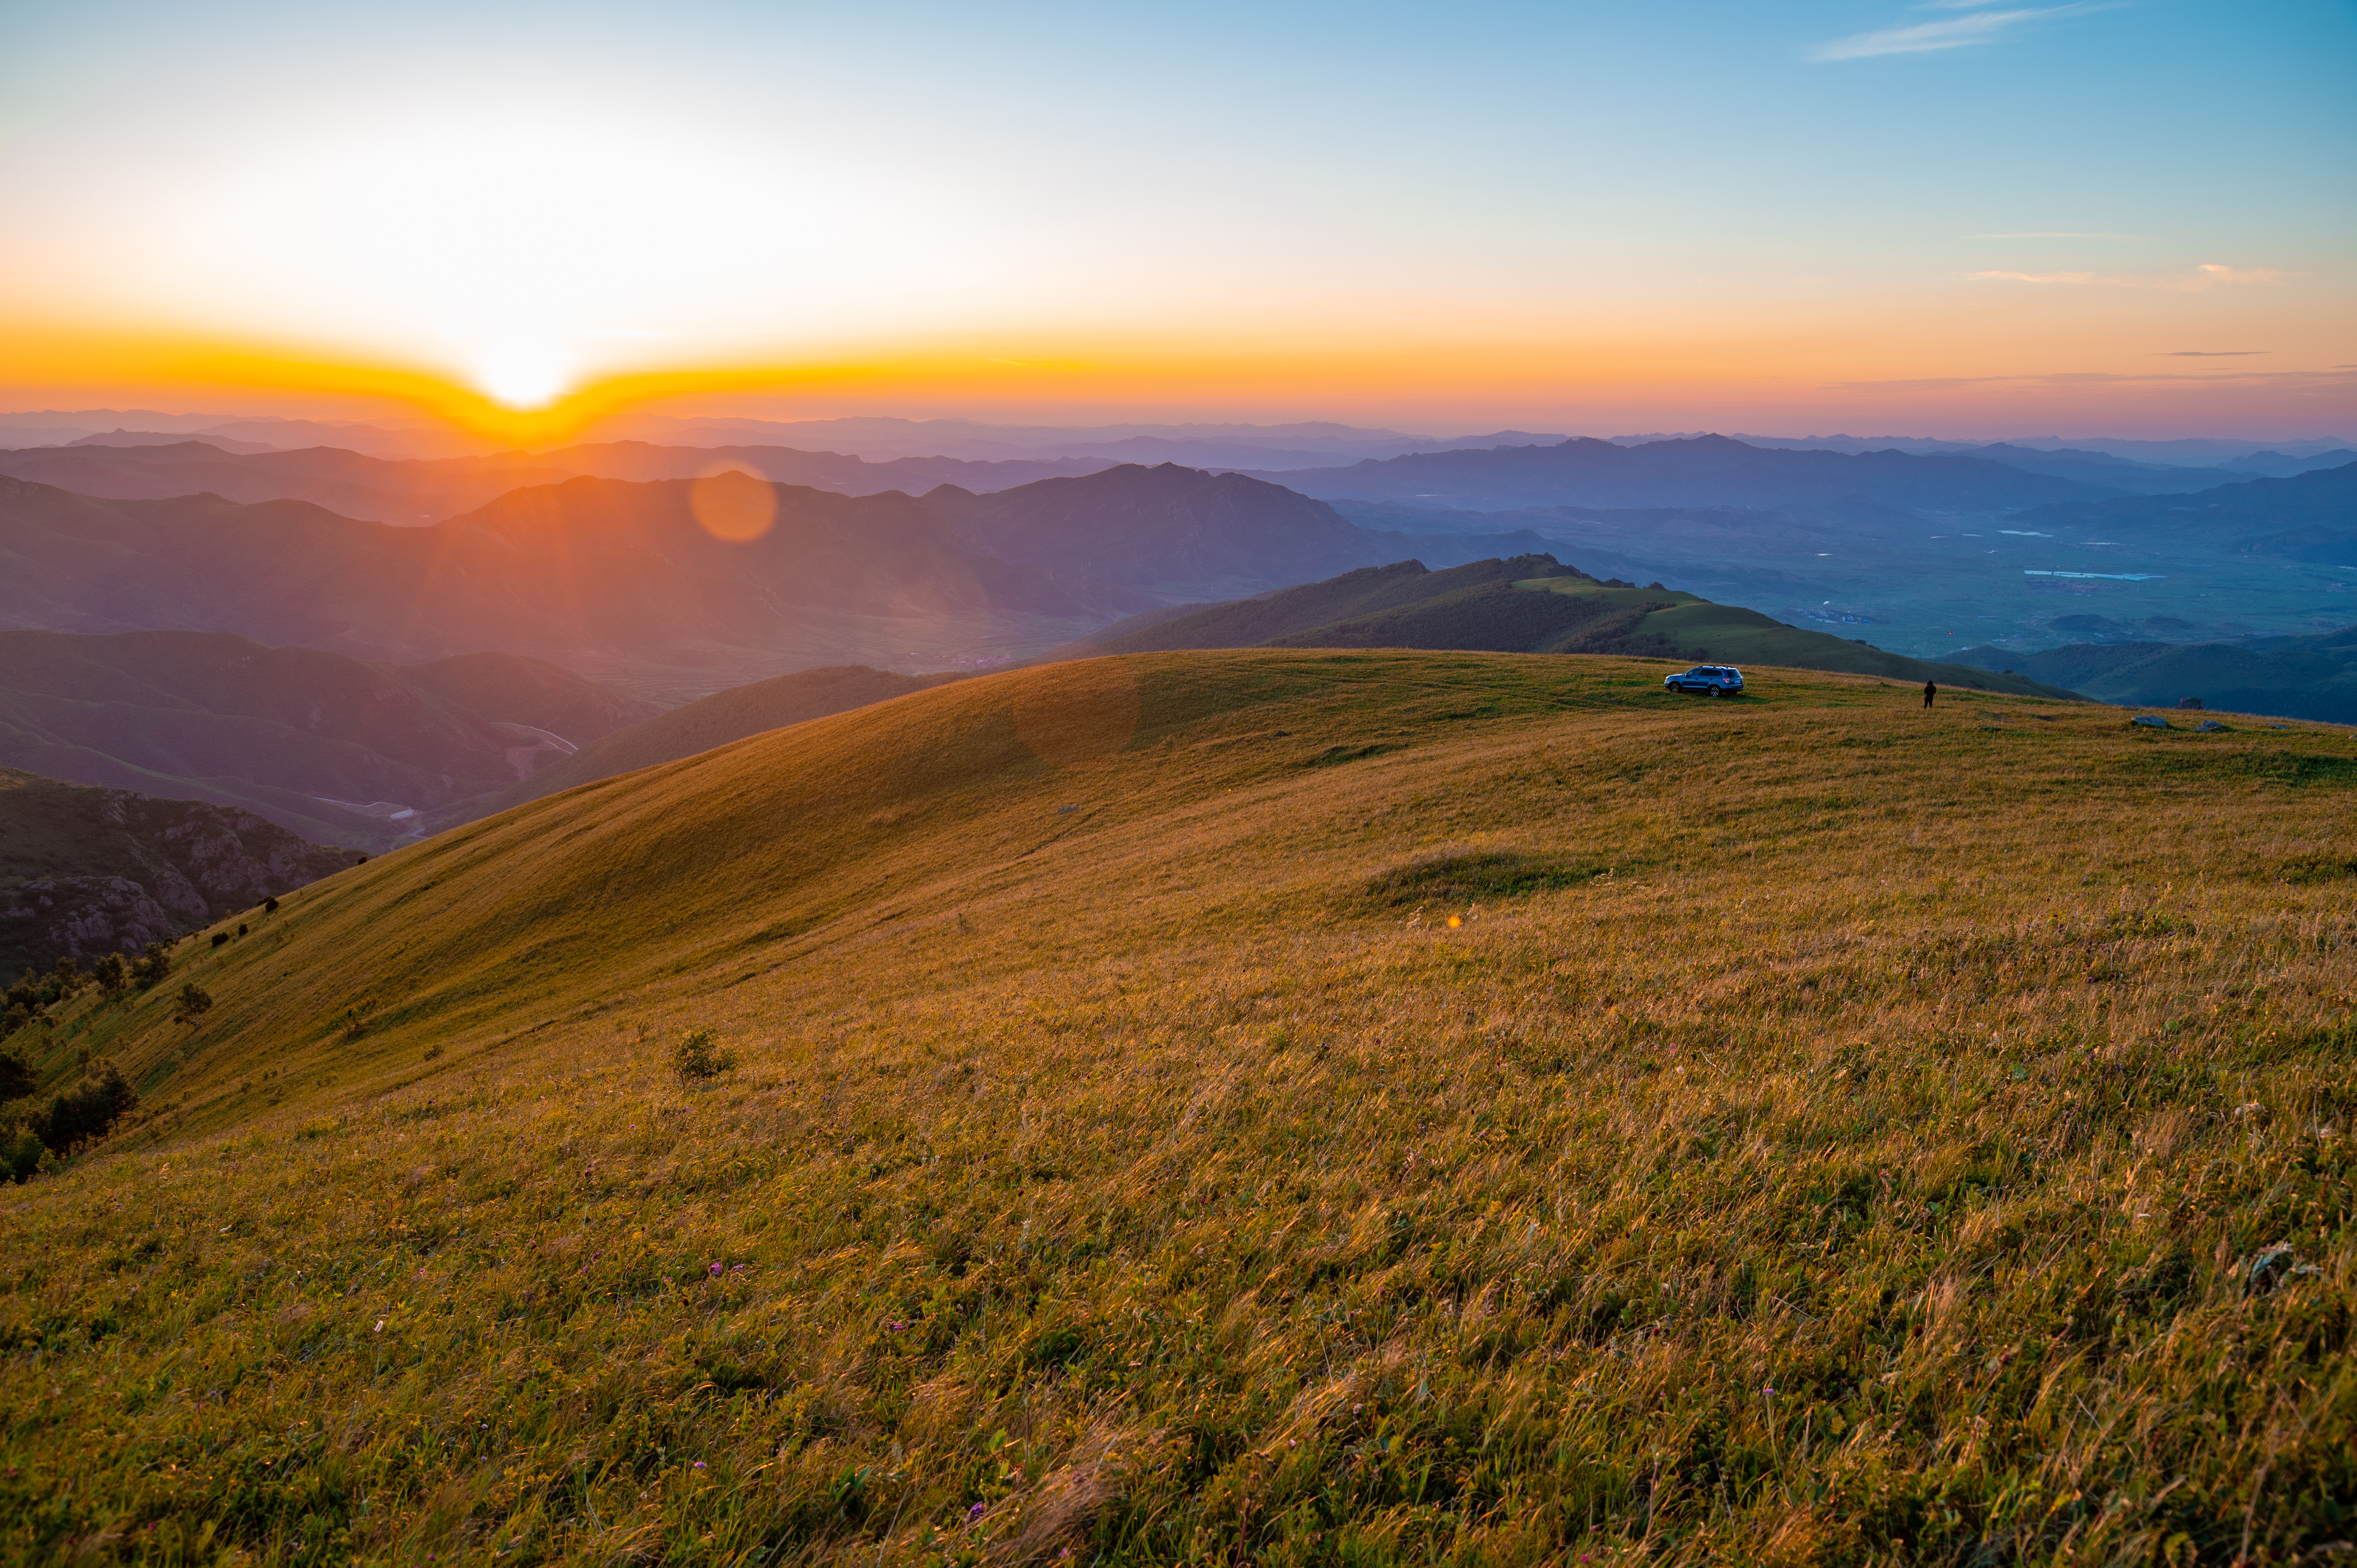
left=673, top=1029, right=737, bottom=1085
left=174, top=983, right=214, bottom=1026
left=34, top=1063, right=138, bottom=1154
left=0, top=1046, right=36, bottom=1102
left=1, top=1124, right=51, bottom=1183
left=93, top=953, right=128, bottom=997
left=131, top=943, right=171, bottom=991
left=1347, top=849, right=1602, bottom=911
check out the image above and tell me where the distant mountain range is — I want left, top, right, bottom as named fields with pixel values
left=0, top=438, right=1110, bottom=524
left=0, top=767, right=352, bottom=981
left=589, top=414, right=1573, bottom=468
left=1234, top=435, right=2116, bottom=513
left=1089, top=554, right=2078, bottom=699
left=2002, top=461, right=2357, bottom=564
left=0, top=631, right=655, bottom=848
left=0, top=464, right=1561, bottom=696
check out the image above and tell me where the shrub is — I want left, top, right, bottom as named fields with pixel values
left=35, top=1064, right=138, bottom=1153
left=0, top=1047, right=35, bottom=1102
left=93, top=953, right=128, bottom=996
left=210, top=932, right=229, bottom=949
left=264, top=896, right=280, bottom=914
left=673, top=1029, right=737, bottom=1084
left=1, top=1124, right=50, bottom=1183
left=50, top=957, right=82, bottom=998
left=131, top=943, right=170, bottom=990
left=174, top=983, right=214, bottom=1026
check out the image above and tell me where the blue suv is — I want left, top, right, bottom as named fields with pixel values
left=1664, top=664, right=1744, bottom=696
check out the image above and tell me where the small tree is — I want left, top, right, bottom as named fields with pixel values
left=672, top=1029, right=736, bottom=1085
left=132, top=943, right=171, bottom=991
left=35, top=1063, right=139, bottom=1153
left=50, top=957, right=82, bottom=999
left=93, top=954, right=129, bottom=998
left=174, top=983, right=214, bottom=1027
left=0, top=1047, right=35, bottom=1102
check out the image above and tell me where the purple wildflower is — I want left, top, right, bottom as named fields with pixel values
left=968, top=1502, right=986, bottom=1522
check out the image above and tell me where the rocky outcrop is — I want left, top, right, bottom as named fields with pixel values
left=0, top=767, right=353, bottom=980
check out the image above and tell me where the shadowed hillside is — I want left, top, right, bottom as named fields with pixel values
left=438, top=664, right=970, bottom=826
left=0, top=767, right=350, bottom=981
left=0, top=631, right=655, bottom=848
left=7, top=650, right=2352, bottom=1562
left=1954, top=626, right=2357, bottom=723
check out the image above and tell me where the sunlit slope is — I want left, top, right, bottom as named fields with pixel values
left=69, top=645, right=2336, bottom=1138
left=11, top=649, right=2357, bottom=1563
left=79, top=649, right=1716, bottom=1118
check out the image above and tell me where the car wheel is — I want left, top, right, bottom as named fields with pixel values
left=1710, top=686, right=1724, bottom=697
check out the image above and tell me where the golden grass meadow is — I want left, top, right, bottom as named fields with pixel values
left=4, top=650, right=2353, bottom=1566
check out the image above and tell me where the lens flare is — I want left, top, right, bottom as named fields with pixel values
left=689, top=468, right=777, bottom=543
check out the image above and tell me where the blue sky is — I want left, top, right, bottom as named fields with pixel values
left=2, top=0, right=2349, bottom=434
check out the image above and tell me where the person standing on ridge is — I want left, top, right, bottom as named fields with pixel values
left=1922, top=680, right=1938, bottom=709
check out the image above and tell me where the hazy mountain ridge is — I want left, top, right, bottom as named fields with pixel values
left=0, top=463, right=1584, bottom=696
left=1997, top=462, right=2357, bottom=563
left=1235, top=434, right=2115, bottom=513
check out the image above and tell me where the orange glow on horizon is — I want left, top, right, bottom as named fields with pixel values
left=4, top=318, right=2348, bottom=447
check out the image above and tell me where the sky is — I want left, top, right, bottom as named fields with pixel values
left=0, top=0, right=2350, bottom=441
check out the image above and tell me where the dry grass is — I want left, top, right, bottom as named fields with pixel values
left=3, top=650, right=2353, bottom=1566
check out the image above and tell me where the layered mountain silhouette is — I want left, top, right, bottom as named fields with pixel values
left=1235, top=435, right=2114, bottom=512
left=2001, top=461, right=2357, bottom=562
left=0, top=631, right=654, bottom=848
left=0, top=439, right=1113, bottom=525
left=1091, top=554, right=2077, bottom=698
left=0, top=465, right=1559, bottom=693
left=0, top=442, right=581, bottom=525
left=0, top=767, right=352, bottom=980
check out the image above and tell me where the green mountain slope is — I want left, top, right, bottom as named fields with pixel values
left=1099, top=556, right=2079, bottom=698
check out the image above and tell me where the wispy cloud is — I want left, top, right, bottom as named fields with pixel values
left=1810, top=3, right=2110, bottom=62
left=2160, top=350, right=2266, bottom=357
left=1970, top=231, right=2142, bottom=240
left=1827, top=367, right=2354, bottom=392
left=1963, top=262, right=2292, bottom=290
left=1966, top=270, right=2101, bottom=285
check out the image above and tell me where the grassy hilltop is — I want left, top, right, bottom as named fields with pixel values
left=4, top=651, right=2355, bottom=1566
